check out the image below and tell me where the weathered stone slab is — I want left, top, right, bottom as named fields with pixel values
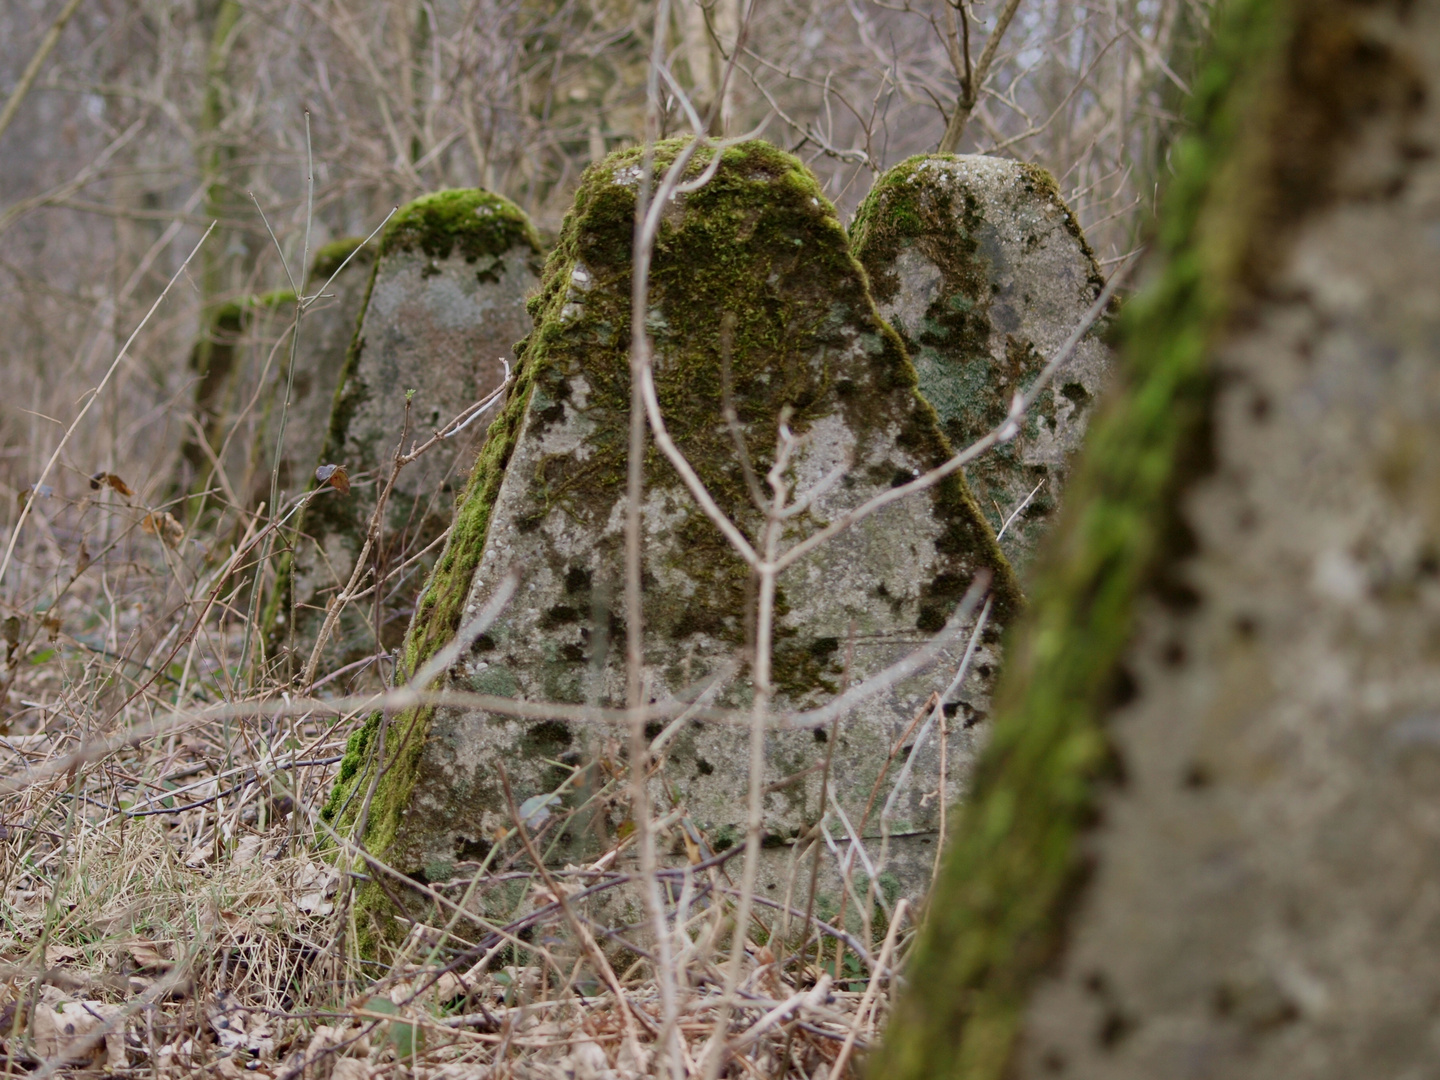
left=329, top=140, right=1022, bottom=940
left=265, top=191, right=543, bottom=679
left=851, top=154, right=1113, bottom=572
left=877, top=4, right=1440, bottom=1077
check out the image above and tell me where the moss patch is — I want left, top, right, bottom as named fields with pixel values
left=849, top=156, right=1104, bottom=541
left=310, top=236, right=376, bottom=281
left=870, top=1, right=1423, bottom=1077
left=379, top=188, right=543, bottom=264
left=331, top=139, right=1020, bottom=953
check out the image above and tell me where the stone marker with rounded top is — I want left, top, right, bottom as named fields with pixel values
left=327, top=140, right=1022, bottom=946
left=265, top=190, right=543, bottom=679
left=850, top=154, right=1113, bottom=573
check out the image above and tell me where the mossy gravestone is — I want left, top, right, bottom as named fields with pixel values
left=329, top=140, right=1022, bottom=936
left=851, top=154, right=1112, bottom=572
left=267, top=191, right=542, bottom=678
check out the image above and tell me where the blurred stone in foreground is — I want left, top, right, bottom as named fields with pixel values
left=879, top=1, right=1440, bottom=1077
left=329, top=139, right=1021, bottom=947
left=851, top=154, right=1113, bottom=573
left=265, top=191, right=542, bottom=681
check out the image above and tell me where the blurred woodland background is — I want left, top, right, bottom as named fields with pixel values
left=1, top=0, right=1207, bottom=550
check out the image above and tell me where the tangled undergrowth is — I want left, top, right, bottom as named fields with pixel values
left=0, top=462, right=908, bottom=1079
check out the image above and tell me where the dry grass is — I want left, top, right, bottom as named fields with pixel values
left=0, top=383, right=914, bottom=1079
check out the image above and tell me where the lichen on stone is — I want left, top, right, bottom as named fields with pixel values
left=850, top=153, right=1113, bottom=574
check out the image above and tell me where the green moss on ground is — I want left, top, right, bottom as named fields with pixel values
left=870, top=0, right=1414, bottom=1076
left=331, top=139, right=1020, bottom=953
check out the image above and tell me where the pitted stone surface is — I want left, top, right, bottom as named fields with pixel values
left=268, top=192, right=541, bottom=678
left=851, top=154, right=1113, bottom=572
left=339, top=141, right=1021, bottom=905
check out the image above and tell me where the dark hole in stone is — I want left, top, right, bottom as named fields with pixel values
left=560, top=643, right=585, bottom=662
left=540, top=604, right=581, bottom=628
left=1108, top=665, right=1139, bottom=709
left=813, top=728, right=828, bottom=743
left=644, top=721, right=663, bottom=741
left=875, top=583, right=891, bottom=598
left=472, top=633, right=496, bottom=653
left=760, top=830, right=785, bottom=849
left=836, top=378, right=857, bottom=398
left=1419, top=548, right=1440, bottom=577
left=977, top=663, right=993, bottom=678
left=696, top=758, right=714, bottom=775
left=943, top=701, right=961, bottom=718
left=1097, top=1010, right=1135, bottom=1050
left=1234, top=614, right=1259, bottom=639
left=891, top=468, right=916, bottom=488
left=962, top=705, right=986, bottom=729
left=565, top=566, right=592, bottom=594
left=1183, top=761, right=1214, bottom=789
left=1250, top=393, right=1271, bottom=420
left=1155, top=578, right=1203, bottom=614
left=455, top=835, right=493, bottom=862
left=1060, top=381, right=1090, bottom=407
left=537, top=402, right=564, bottom=425
left=1083, top=971, right=1108, bottom=996
left=1162, top=640, right=1187, bottom=667
left=522, top=720, right=572, bottom=755
left=808, top=636, right=839, bottom=659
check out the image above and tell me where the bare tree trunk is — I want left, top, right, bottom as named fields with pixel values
left=877, top=0, right=1440, bottom=1077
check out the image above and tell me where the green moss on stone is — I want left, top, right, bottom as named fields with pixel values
left=310, top=236, right=375, bottom=281
left=380, top=188, right=543, bottom=264
left=870, top=0, right=1400, bottom=1075
left=261, top=188, right=540, bottom=672
left=332, top=139, right=1021, bottom=953
left=850, top=156, right=1103, bottom=539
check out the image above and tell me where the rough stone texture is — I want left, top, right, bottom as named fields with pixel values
left=328, top=139, right=1022, bottom=945
left=851, top=154, right=1112, bottom=573
left=876, top=1, right=1440, bottom=1078
left=266, top=191, right=542, bottom=679
left=247, top=239, right=374, bottom=509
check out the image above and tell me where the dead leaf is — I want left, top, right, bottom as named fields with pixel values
left=125, top=940, right=173, bottom=971
left=32, top=997, right=126, bottom=1068
left=141, top=511, right=184, bottom=549
left=41, top=612, right=61, bottom=643
left=45, top=944, right=81, bottom=965
left=74, top=540, right=91, bottom=576
left=3, top=615, right=20, bottom=661
left=315, top=464, right=350, bottom=495
left=89, top=472, right=134, bottom=497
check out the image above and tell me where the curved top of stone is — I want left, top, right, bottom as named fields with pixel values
left=379, top=188, right=543, bottom=264
left=338, top=139, right=1021, bottom=890
left=850, top=154, right=1112, bottom=572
